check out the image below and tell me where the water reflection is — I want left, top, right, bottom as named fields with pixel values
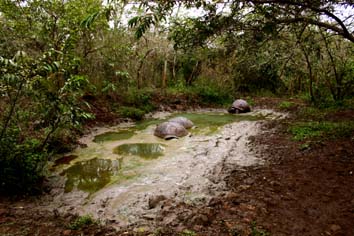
left=172, top=113, right=265, bottom=135
left=54, top=155, right=78, bottom=167
left=64, top=158, right=120, bottom=193
left=93, top=130, right=134, bottom=143
left=113, top=143, right=165, bottom=159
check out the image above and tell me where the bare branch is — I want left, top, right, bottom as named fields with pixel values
left=275, top=17, right=354, bottom=42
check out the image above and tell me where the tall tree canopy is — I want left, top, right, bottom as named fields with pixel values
left=126, top=0, right=354, bottom=43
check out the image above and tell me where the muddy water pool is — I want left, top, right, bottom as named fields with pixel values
left=49, top=109, right=284, bottom=227
left=53, top=111, right=265, bottom=193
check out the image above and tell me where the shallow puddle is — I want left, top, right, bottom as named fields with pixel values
left=57, top=110, right=268, bottom=194
left=171, top=112, right=265, bottom=135
left=45, top=109, right=287, bottom=228
left=93, top=130, right=135, bottom=143
left=113, top=143, right=165, bottom=159
left=64, top=158, right=120, bottom=193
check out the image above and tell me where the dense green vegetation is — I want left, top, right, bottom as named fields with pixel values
left=0, top=0, right=353, bottom=193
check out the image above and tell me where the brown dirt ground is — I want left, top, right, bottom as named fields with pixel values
left=1, top=97, right=354, bottom=236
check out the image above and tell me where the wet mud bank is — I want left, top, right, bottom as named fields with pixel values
left=41, top=109, right=287, bottom=229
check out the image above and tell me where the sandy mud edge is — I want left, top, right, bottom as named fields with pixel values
left=40, top=109, right=287, bottom=230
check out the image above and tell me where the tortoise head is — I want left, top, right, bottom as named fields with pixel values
left=228, top=107, right=240, bottom=114
left=164, top=135, right=179, bottom=140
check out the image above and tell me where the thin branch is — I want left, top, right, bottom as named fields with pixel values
left=275, top=17, right=354, bottom=42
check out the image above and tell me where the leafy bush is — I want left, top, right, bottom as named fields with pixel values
left=0, top=128, right=48, bottom=194
left=125, top=88, right=152, bottom=105
left=192, top=84, right=233, bottom=105
left=123, top=88, right=155, bottom=112
left=119, top=106, right=146, bottom=120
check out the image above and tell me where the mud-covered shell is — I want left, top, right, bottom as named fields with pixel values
left=168, top=117, right=194, bottom=129
left=231, top=99, right=251, bottom=112
left=154, top=121, right=188, bottom=140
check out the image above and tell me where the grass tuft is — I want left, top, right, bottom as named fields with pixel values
left=67, top=215, right=96, bottom=230
left=289, top=121, right=354, bottom=141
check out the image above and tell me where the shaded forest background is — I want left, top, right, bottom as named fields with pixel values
left=0, top=0, right=353, bottom=193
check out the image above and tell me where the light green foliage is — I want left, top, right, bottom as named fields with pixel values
left=68, top=215, right=96, bottom=230
left=180, top=229, right=197, bottom=236
left=289, top=121, right=354, bottom=141
left=278, top=101, right=295, bottom=110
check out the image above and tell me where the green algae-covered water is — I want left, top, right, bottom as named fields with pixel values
left=93, top=130, right=135, bottom=143
left=170, top=112, right=265, bottom=135
left=64, top=158, right=120, bottom=193
left=57, top=111, right=267, bottom=194
left=113, top=143, right=165, bottom=159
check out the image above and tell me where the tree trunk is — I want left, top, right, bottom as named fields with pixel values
left=0, top=79, right=25, bottom=141
left=301, top=46, right=316, bottom=103
left=162, top=59, right=167, bottom=89
left=320, top=30, right=342, bottom=101
left=136, top=49, right=154, bottom=89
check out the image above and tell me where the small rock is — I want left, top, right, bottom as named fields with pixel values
left=148, top=195, right=167, bottom=209
left=225, top=192, right=238, bottom=199
left=106, top=219, right=116, bottom=223
left=142, top=214, right=156, bottom=220
left=190, top=214, right=210, bottom=226
left=97, top=209, right=104, bottom=214
left=238, top=184, right=251, bottom=191
left=0, top=209, right=8, bottom=216
left=192, top=225, right=204, bottom=231
left=63, top=229, right=72, bottom=236
left=208, top=197, right=222, bottom=206
left=330, top=224, right=341, bottom=232
left=78, top=142, right=88, bottom=148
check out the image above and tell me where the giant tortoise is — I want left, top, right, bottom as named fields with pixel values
left=154, top=121, right=188, bottom=140
left=168, top=116, right=194, bottom=129
left=228, top=99, right=251, bottom=114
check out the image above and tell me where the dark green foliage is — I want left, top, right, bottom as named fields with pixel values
left=123, top=88, right=155, bottom=113
left=0, top=0, right=98, bottom=193
left=119, top=107, right=146, bottom=120
left=250, top=222, right=270, bottom=236
left=193, top=84, right=233, bottom=105
left=125, top=88, right=152, bottom=106
left=0, top=127, right=47, bottom=194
